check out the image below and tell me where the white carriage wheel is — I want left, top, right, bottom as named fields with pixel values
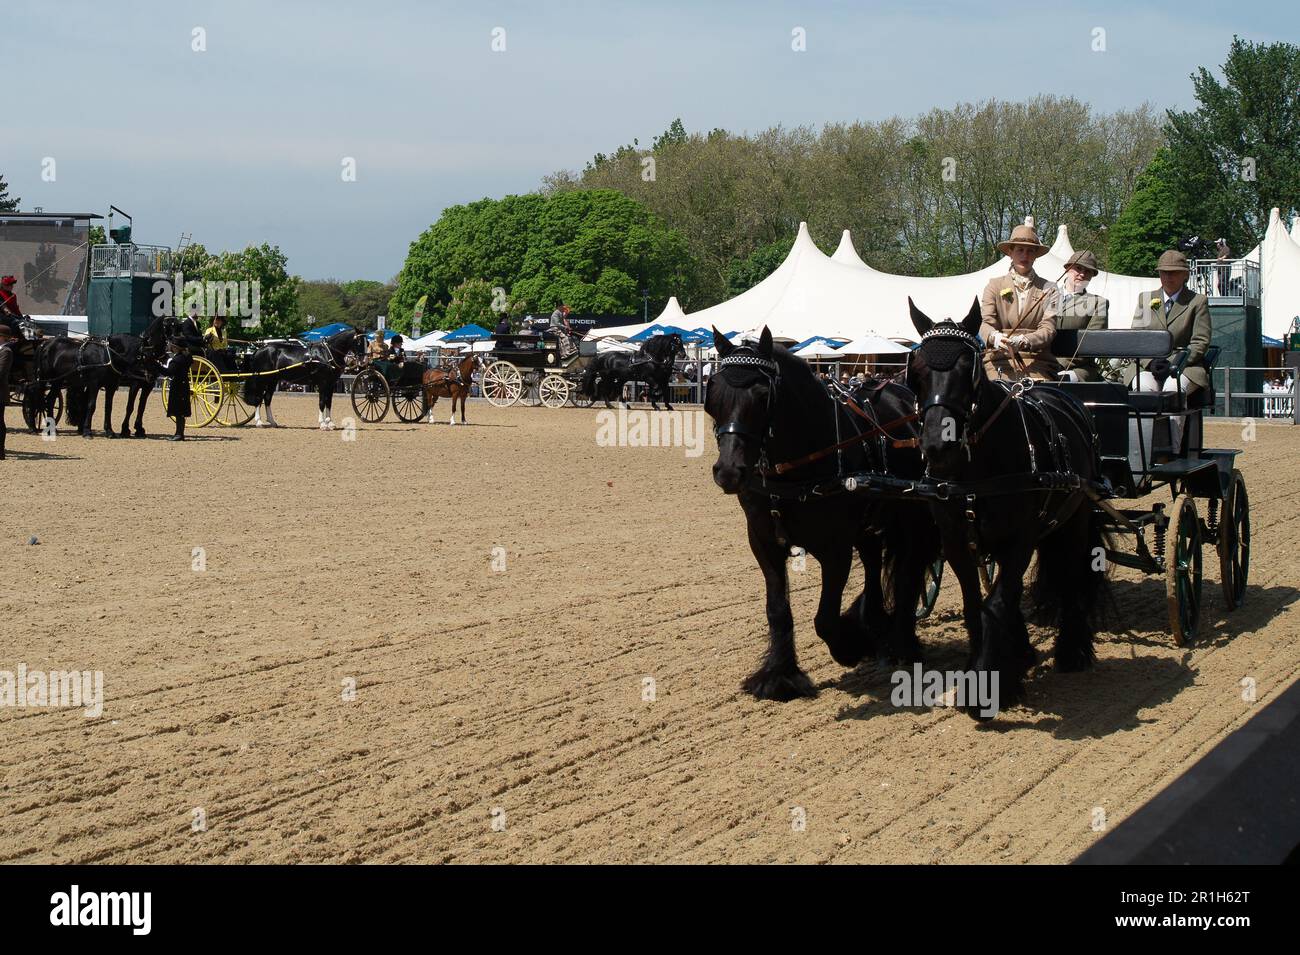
left=539, top=374, right=570, bottom=409
left=482, top=360, right=523, bottom=407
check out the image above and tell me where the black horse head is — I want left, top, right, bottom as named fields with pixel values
left=906, top=297, right=984, bottom=479
left=705, top=326, right=779, bottom=493
left=641, top=332, right=684, bottom=365
left=320, top=326, right=366, bottom=370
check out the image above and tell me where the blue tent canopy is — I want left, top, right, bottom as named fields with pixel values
left=679, top=327, right=716, bottom=345
left=792, top=335, right=848, bottom=352
left=442, top=323, right=493, bottom=342
left=628, top=323, right=689, bottom=342
left=297, top=322, right=351, bottom=341
left=1263, top=335, right=1284, bottom=348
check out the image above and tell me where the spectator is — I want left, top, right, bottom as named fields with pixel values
left=1215, top=239, right=1233, bottom=296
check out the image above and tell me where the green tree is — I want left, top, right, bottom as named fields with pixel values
left=341, top=279, right=397, bottom=330
left=387, top=193, right=546, bottom=328
left=442, top=278, right=499, bottom=331
left=509, top=189, right=689, bottom=315
left=0, top=174, right=18, bottom=212
left=297, top=280, right=349, bottom=328
left=1164, top=37, right=1300, bottom=250
left=389, top=190, right=687, bottom=326
left=1108, top=148, right=1196, bottom=275
left=201, top=244, right=299, bottom=337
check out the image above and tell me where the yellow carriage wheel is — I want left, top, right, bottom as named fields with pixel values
left=216, top=377, right=256, bottom=426
left=162, top=355, right=222, bottom=427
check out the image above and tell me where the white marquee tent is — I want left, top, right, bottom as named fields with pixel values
left=1261, top=208, right=1300, bottom=339
left=588, top=213, right=1300, bottom=346
left=683, top=219, right=1172, bottom=343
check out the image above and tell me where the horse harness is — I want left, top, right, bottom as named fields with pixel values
left=910, top=323, right=1100, bottom=553
left=712, top=349, right=919, bottom=547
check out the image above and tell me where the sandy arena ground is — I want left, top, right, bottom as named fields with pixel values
left=1, top=397, right=1297, bottom=863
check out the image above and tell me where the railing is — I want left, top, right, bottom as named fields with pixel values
left=1189, top=258, right=1260, bottom=304
left=1208, top=366, right=1298, bottom=423
left=90, top=243, right=173, bottom=278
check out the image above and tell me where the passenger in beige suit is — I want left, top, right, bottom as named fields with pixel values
left=979, top=224, right=1060, bottom=381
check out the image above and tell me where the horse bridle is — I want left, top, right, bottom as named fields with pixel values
left=710, top=351, right=781, bottom=453
left=910, top=323, right=1033, bottom=457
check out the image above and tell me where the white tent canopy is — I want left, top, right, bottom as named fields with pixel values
left=594, top=214, right=1300, bottom=346
left=793, top=339, right=848, bottom=357
left=837, top=333, right=911, bottom=355
left=1262, top=208, right=1300, bottom=339
left=584, top=296, right=689, bottom=341
left=682, top=219, right=1213, bottom=342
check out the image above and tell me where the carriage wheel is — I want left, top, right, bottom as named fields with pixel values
left=524, top=371, right=543, bottom=407
left=216, top=378, right=256, bottom=427
left=163, top=355, right=222, bottom=427
left=539, top=374, right=570, bottom=409
left=393, top=387, right=427, bottom=423
left=15, top=385, right=36, bottom=430
left=1166, top=494, right=1203, bottom=645
left=915, top=557, right=945, bottom=621
left=571, top=385, right=595, bottom=409
left=1217, top=470, right=1249, bottom=610
left=350, top=368, right=390, bottom=422
left=978, top=556, right=998, bottom=596
left=481, top=361, right=523, bottom=407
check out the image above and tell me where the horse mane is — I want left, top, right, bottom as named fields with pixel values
left=323, top=325, right=359, bottom=345
left=140, top=314, right=166, bottom=342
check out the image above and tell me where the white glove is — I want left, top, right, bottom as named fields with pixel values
left=988, top=331, right=1008, bottom=350
left=1007, top=335, right=1028, bottom=349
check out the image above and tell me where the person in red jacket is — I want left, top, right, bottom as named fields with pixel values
left=0, top=276, right=23, bottom=330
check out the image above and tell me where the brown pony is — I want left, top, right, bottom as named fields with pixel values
left=422, top=351, right=478, bottom=425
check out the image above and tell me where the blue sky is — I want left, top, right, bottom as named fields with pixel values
left=4, top=1, right=1293, bottom=279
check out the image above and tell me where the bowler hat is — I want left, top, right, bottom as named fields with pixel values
left=997, top=224, right=1049, bottom=257
left=1064, top=250, right=1099, bottom=276
left=1156, top=250, right=1190, bottom=272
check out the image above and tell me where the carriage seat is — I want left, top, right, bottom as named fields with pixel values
left=1050, top=328, right=1173, bottom=360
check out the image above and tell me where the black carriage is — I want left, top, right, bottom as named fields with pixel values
left=350, top=357, right=429, bottom=423
left=5, top=326, right=64, bottom=430
left=912, top=328, right=1247, bottom=643
left=1046, top=329, right=1247, bottom=644
left=479, top=330, right=596, bottom=408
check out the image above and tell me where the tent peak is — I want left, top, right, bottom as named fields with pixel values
left=790, top=220, right=828, bottom=260
left=832, top=230, right=871, bottom=270
left=1048, top=223, right=1075, bottom=259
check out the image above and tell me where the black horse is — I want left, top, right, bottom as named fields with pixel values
left=241, top=327, right=365, bottom=429
left=57, top=316, right=169, bottom=438
left=905, top=298, right=1107, bottom=717
left=581, top=333, right=684, bottom=410
left=705, top=326, right=940, bottom=700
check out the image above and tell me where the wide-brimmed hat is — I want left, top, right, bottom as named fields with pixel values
left=997, top=224, right=1049, bottom=257
left=1064, top=250, right=1099, bottom=277
left=1157, top=249, right=1190, bottom=273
